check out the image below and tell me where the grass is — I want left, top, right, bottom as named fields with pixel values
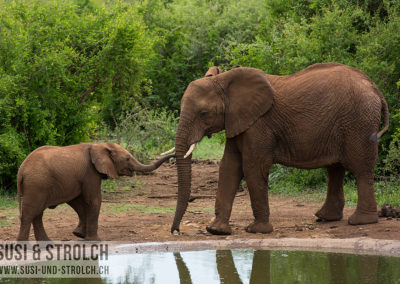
left=102, top=176, right=148, bottom=202
left=102, top=203, right=175, bottom=214
left=268, top=166, right=400, bottom=207
left=187, top=207, right=214, bottom=213
left=0, top=190, right=18, bottom=209
left=192, top=132, right=225, bottom=160
left=344, top=179, right=400, bottom=207
left=0, top=191, right=19, bottom=228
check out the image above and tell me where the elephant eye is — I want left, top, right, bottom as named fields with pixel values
left=126, top=157, right=130, bottom=161
left=200, top=111, right=208, bottom=119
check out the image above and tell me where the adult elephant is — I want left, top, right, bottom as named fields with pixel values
left=166, top=63, right=389, bottom=235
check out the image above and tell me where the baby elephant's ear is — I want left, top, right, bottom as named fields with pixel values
left=205, top=66, right=222, bottom=77
left=90, top=143, right=118, bottom=179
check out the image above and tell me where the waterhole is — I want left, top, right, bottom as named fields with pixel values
left=2, top=238, right=400, bottom=283
left=100, top=249, right=400, bottom=283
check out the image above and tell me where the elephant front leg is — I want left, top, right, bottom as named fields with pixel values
left=206, top=143, right=243, bottom=235
left=84, top=202, right=101, bottom=241
left=83, top=200, right=101, bottom=241
left=68, top=196, right=87, bottom=238
left=82, top=184, right=102, bottom=241
left=244, top=165, right=273, bottom=234
left=315, top=165, right=345, bottom=221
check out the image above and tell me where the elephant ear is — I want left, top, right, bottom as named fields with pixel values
left=223, top=67, right=275, bottom=138
left=205, top=66, right=221, bottom=77
left=90, top=143, right=118, bottom=179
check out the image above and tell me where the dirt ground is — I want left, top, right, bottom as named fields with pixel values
left=1, top=160, right=399, bottom=242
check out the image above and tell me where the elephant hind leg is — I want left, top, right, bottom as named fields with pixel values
left=345, top=135, right=379, bottom=225
left=348, top=172, right=378, bottom=225
left=17, top=215, right=33, bottom=241
left=17, top=202, right=45, bottom=241
left=32, top=211, right=51, bottom=241
left=68, top=196, right=86, bottom=239
left=315, top=165, right=345, bottom=222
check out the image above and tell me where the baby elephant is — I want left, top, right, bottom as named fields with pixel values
left=16, top=142, right=174, bottom=241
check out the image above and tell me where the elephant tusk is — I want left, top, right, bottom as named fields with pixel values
left=184, top=144, right=196, bottom=159
left=160, top=147, right=175, bottom=156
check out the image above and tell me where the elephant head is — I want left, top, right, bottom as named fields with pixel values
left=170, top=67, right=276, bottom=233
left=90, top=142, right=174, bottom=179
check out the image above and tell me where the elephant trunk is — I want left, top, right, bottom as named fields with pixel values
left=171, top=119, right=193, bottom=233
left=133, top=154, right=175, bottom=172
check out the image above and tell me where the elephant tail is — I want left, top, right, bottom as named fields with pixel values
left=370, top=87, right=389, bottom=142
left=376, top=96, right=389, bottom=139
left=17, top=173, right=23, bottom=220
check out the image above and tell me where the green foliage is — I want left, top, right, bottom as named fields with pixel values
left=343, top=179, right=400, bottom=207
left=192, top=133, right=225, bottom=160
left=381, top=126, right=400, bottom=177
left=269, top=165, right=327, bottom=195
left=0, top=0, right=153, bottom=189
left=0, top=189, right=18, bottom=209
left=2, top=0, right=400, bottom=195
left=103, top=106, right=178, bottom=162
left=141, top=0, right=266, bottom=109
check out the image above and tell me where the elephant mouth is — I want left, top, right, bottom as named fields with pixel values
left=126, top=168, right=134, bottom=176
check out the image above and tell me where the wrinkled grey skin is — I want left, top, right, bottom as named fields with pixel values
left=171, top=63, right=389, bottom=235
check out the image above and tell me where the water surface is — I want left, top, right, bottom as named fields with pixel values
left=2, top=249, right=400, bottom=283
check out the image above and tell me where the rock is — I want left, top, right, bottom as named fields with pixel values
left=379, top=203, right=392, bottom=217
left=295, top=225, right=303, bottom=231
left=379, top=203, right=400, bottom=218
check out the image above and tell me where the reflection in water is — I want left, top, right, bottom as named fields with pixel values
left=216, top=250, right=243, bottom=284
left=174, top=252, right=192, bottom=284
left=328, top=253, right=348, bottom=284
left=3, top=249, right=399, bottom=283
left=358, top=255, right=378, bottom=284
left=328, top=253, right=379, bottom=284
left=250, top=250, right=270, bottom=284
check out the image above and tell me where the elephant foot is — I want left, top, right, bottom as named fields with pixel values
left=72, top=227, right=86, bottom=239
left=315, top=206, right=343, bottom=222
left=245, top=220, right=273, bottom=234
left=206, top=219, right=232, bottom=235
left=16, top=237, right=28, bottom=242
left=35, top=236, right=52, bottom=242
left=84, top=235, right=101, bottom=242
left=348, top=210, right=378, bottom=225
left=33, top=230, right=51, bottom=241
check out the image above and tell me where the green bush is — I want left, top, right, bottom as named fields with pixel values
left=269, top=165, right=327, bottom=194
left=104, top=106, right=178, bottom=162
left=142, top=0, right=266, bottom=109
left=2, top=0, right=400, bottom=194
left=0, top=0, right=153, bottom=189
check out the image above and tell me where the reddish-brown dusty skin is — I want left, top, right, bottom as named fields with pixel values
left=1, top=162, right=399, bottom=242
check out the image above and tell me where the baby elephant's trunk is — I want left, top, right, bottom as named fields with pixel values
left=133, top=154, right=175, bottom=172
